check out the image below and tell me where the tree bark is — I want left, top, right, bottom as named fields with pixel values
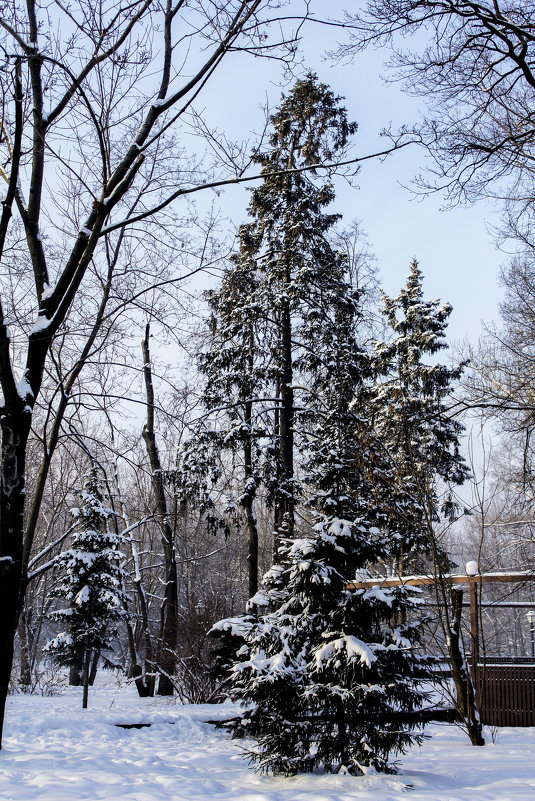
left=113, top=456, right=156, bottom=697
left=141, top=324, right=178, bottom=696
left=18, top=607, right=32, bottom=688
left=69, top=647, right=84, bottom=686
left=82, top=649, right=90, bottom=709
left=449, top=588, right=485, bottom=746
left=88, top=650, right=100, bottom=686
left=131, top=581, right=156, bottom=697
left=275, top=292, right=294, bottom=551
left=0, top=409, right=31, bottom=747
left=243, top=397, right=259, bottom=598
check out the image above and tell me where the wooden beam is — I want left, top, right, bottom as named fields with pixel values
left=470, top=579, right=480, bottom=676
left=347, top=571, right=535, bottom=590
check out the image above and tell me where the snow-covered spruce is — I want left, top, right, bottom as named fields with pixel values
left=193, top=72, right=367, bottom=602
left=372, top=260, right=470, bottom=572
left=223, top=346, right=433, bottom=775
left=46, top=468, right=127, bottom=707
left=212, top=76, right=431, bottom=776
left=370, top=262, right=484, bottom=746
left=222, top=519, right=429, bottom=775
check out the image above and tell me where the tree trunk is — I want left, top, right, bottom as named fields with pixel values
left=126, top=616, right=156, bottom=697
left=88, top=649, right=100, bottom=686
left=156, top=560, right=179, bottom=696
left=131, top=580, right=156, bottom=697
left=275, top=293, right=294, bottom=552
left=243, top=398, right=259, bottom=598
left=335, top=695, right=349, bottom=772
left=141, top=324, right=178, bottom=696
left=82, top=649, right=90, bottom=709
left=449, top=588, right=485, bottom=746
left=272, top=373, right=282, bottom=560
left=18, top=607, right=32, bottom=688
left=246, top=500, right=258, bottom=599
left=69, top=646, right=84, bottom=686
left=113, top=455, right=156, bottom=697
left=0, top=409, right=31, bottom=748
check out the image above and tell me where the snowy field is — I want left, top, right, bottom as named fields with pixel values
left=1, top=683, right=534, bottom=801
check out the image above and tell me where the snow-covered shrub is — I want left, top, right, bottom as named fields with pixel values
left=46, top=468, right=127, bottom=705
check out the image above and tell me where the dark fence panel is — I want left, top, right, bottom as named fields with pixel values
left=474, top=663, right=535, bottom=726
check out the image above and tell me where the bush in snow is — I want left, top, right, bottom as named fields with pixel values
left=220, top=517, right=429, bottom=775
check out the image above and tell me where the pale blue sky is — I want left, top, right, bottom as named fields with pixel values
left=193, top=2, right=506, bottom=347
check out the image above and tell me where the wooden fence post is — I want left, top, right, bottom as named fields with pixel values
left=469, top=577, right=480, bottom=684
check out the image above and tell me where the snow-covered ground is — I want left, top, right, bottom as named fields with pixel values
left=1, top=682, right=534, bottom=800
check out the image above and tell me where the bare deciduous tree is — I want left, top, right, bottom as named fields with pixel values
left=339, top=2, right=535, bottom=208
left=462, top=252, right=535, bottom=493
left=0, top=0, right=311, bottom=747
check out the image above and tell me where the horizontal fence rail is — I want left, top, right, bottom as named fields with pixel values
left=348, top=570, right=535, bottom=727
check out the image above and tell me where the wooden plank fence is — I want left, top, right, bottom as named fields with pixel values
left=474, top=662, right=535, bottom=727
left=350, top=570, right=535, bottom=727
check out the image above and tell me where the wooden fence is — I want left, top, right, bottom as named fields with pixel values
left=350, top=570, right=535, bottom=727
left=474, top=660, right=535, bottom=727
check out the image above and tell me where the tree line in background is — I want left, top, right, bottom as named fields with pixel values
left=2, top=0, right=535, bottom=776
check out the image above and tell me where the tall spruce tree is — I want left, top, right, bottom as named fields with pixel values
left=373, top=260, right=470, bottom=571
left=46, top=469, right=126, bottom=708
left=198, top=72, right=358, bottom=583
left=198, top=254, right=268, bottom=598
left=220, top=279, right=430, bottom=775
left=213, top=78, right=431, bottom=775
left=243, top=74, right=357, bottom=549
left=371, top=262, right=484, bottom=746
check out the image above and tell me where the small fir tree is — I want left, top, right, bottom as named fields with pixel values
left=226, top=521, right=428, bottom=775
left=46, top=468, right=127, bottom=708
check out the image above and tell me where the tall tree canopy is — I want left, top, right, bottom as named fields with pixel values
left=0, top=0, right=309, bottom=746
left=373, top=260, right=470, bottom=570
left=212, top=76, right=431, bottom=777
left=197, top=72, right=359, bottom=578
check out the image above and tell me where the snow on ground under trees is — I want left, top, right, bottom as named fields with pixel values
left=1, top=681, right=534, bottom=801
